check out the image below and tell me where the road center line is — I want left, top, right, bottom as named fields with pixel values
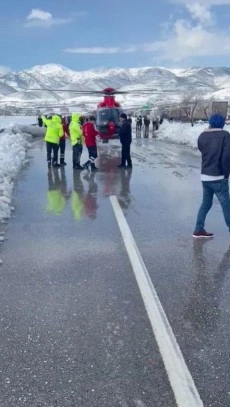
left=110, top=195, right=203, bottom=407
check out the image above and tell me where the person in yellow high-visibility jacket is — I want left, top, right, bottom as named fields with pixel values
left=42, top=115, right=63, bottom=168
left=69, top=113, right=84, bottom=169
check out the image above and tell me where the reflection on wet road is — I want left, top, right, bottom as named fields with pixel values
left=0, top=138, right=230, bottom=406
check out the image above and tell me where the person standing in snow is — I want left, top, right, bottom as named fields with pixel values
left=41, top=115, right=63, bottom=168
left=69, top=113, right=84, bottom=170
left=118, top=113, right=132, bottom=168
left=82, top=116, right=99, bottom=171
left=193, top=114, right=230, bottom=238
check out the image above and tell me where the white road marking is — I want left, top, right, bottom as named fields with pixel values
left=110, top=195, right=204, bottom=407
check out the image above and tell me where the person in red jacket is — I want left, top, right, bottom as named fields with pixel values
left=82, top=116, right=99, bottom=171
left=59, top=117, right=69, bottom=166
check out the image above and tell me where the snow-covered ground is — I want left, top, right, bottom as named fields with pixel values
left=0, top=127, right=31, bottom=220
left=0, top=116, right=45, bottom=221
left=155, top=121, right=207, bottom=148
left=0, top=116, right=44, bottom=137
left=0, top=116, right=37, bottom=130
left=155, top=120, right=230, bottom=148
left=132, top=118, right=208, bottom=147
left=133, top=118, right=230, bottom=148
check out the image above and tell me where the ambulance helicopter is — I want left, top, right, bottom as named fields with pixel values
left=29, top=87, right=173, bottom=143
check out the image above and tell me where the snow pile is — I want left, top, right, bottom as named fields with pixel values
left=0, top=127, right=31, bottom=220
left=0, top=117, right=44, bottom=137
left=0, top=116, right=37, bottom=130
left=18, top=125, right=44, bottom=137
left=156, top=121, right=207, bottom=148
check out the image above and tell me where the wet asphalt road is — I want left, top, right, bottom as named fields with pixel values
left=0, top=138, right=230, bottom=407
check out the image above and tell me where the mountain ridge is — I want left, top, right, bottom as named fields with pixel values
left=0, top=64, right=230, bottom=110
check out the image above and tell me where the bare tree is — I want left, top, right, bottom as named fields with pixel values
left=200, top=98, right=213, bottom=120
left=180, top=91, right=205, bottom=126
left=157, top=102, right=180, bottom=121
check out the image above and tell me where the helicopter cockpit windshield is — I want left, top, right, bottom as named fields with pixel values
left=96, top=108, right=122, bottom=125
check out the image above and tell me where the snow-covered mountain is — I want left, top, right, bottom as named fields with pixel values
left=1, top=64, right=230, bottom=112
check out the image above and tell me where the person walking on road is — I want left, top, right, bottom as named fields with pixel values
left=118, top=113, right=132, bottom=168
left=69, top=113, right=84, bottom=170
left=193, top=114, right=230, bottom=238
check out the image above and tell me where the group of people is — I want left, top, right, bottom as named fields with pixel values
left=39, top=110, right=230, bottom=238
left=135, top=115, right=159, bottom=138
left=39, top=112, right=133, bottom=170
left=39, top=113, right=99, bottom=171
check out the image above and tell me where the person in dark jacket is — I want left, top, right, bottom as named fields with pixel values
left=118, top=113, right=132, bottom=168
left=38, top=116, right=43, bottom=127
left=127, top=115, right=132, bottom=125
left=143, top=116, right=150, bottom=138
left=136, top=116, right=142, bottom=138
left=193, top=114, right=230, bottom=238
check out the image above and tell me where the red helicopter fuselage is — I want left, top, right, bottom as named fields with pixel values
left=95, top=88, right=123, bottom=142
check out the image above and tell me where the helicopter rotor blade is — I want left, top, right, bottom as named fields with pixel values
left=26, top=88, right=181, bottom=95
left=27, top=88, right=130, bottom=94
left=28, top=89, right=107, bottom=94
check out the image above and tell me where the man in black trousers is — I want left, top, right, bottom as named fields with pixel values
left=118, top=113, right=132, bottom=168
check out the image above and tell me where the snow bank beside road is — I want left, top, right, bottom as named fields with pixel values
left=18, top=125, right=44, bottom=137
left=0, top=116, right=44, bottom=137
left=156, top=121, right=207, bottom=149
left=0, top=128, right=31, bottom=220
left=0, top=116, right=37, bottom=130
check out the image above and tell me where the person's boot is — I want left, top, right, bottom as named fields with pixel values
left=74, top=163, right=84, bottom=170
left=53, top=162, right=61, bottom=168
left=90, top=163, right=98, bottom=171
left=52, top=157, right=60, bottom=167
left=83, top=160, right=90, bottom=170
left=48, top=161, right=51, bottom=168
left=126, top=161, right=132, bottom=168
left=60, top=158, right=67, bottom=166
